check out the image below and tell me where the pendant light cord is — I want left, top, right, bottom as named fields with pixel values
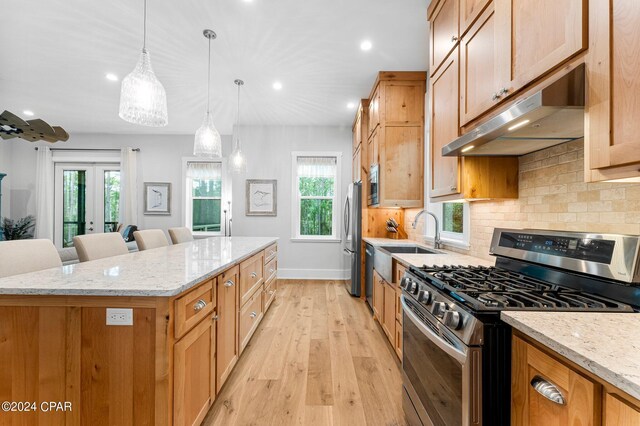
left=235, top=82, right=241, bottom=147
left=207, top=37, right=212, bottom=114
left=143, top=0, right=147, bottom=50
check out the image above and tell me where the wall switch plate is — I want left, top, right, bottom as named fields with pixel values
left=106, top=308, right=133, bottom=326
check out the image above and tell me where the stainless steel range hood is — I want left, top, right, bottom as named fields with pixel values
left=442, top=64, right=585, bottom=157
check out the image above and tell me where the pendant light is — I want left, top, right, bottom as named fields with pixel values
left=229, top=79, right=247, bottom=173
left=193, top=29, right=222, bottom=158
left=119, top=0, right=168, bottom=127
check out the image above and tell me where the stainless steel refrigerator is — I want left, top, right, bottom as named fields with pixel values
left=343, top=182, right=362, bottom=297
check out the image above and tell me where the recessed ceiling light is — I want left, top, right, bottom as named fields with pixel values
left=360, top=40, right=372, bottom=51
left=347, top=102, right=356, bottom=109
left=273, top=81, right=283, bottom=91
left=105, top=73, right=119, bottom=82
left=23, top=110, right=34, bottom=117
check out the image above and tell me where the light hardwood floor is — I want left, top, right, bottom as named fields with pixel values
left=202, top=280, right=406, bottom=426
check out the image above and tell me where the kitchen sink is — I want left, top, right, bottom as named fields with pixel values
left=378, top=245, right=441, bottom=255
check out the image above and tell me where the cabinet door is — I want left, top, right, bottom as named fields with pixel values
left=394, top=319, right=402, bottom=359
left=239, top=287, right=264, bottom=353
left=586, top=0, right=640, bottom=181
left=511, top=336, right=599, bottom=426
left=460, top=0, right=510, bottom=126
left=430, top=49, right=461, bottom=197
left=353, top=144, right=362, bottom=183
left=384, top=82, right=425, bottom=125
left=216, top=267, right=238, bottom=394
left=380, top=126, right=423, bottom=206
left=605, top=394, right=640, bottom=426
left=353, top=111, right=362, bottom=151
left=368, top=88, right=380, bottom=137
left=382, top=282, right=396, bottom=341
left=174, top=318, right=215, bottom=426
left=368, top=128, right=380, bottom=167
left=372, top=270, right=384, bottom=321
left=460, top=0, right=490, bottom=35
left=509, top=0, right=586, bottom=91
left=429, top=0, right=459, bottom=76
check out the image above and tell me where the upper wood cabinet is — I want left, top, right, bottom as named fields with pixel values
left=353, top=107, right=362, bottom=151
left=511, top=336, right=599, bottom=426
left=460, top=0, right=491, bottom=35
left=352, top=100, right=369, bottom=184
left=429, top=0, right=459, bottom=76
left=586, top=0, right=640, bottom=182
left=368, top=87, right=381, bottom=137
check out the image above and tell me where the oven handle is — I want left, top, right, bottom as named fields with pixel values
left=401, top=295, right=468, bottom=364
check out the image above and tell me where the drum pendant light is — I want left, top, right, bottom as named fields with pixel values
left=193, top=29, right=222, bottom=158
left=229, top=79, right=247, bottom=173
left=119, top=0, right=168, bottom=127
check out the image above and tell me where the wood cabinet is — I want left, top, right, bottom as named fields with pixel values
left=429, top=0, right=459, bottom=76
left=460, top=0, right=491, bottom=35
left=394, top=320, right=402, bottom=359
left=175, top=279, right=215, bottom=339
left=586, top=0, right=640, bottom=182
left=263, top=276, right=276, bottom=312
left=605, top=393, right=640, bottom=426
left=239, top=252, right=264, bottom=305
left=367, top=127, right=379, bottom=168
left=368, top=87, right=381, bottom=138
left=174, top=317, right=215, bottom=426
left=372, top=270, right=385, bottom=321
left=382, top=281, right=396, bottom=341
left=512, top=335, right=599, bottom=426
left=215, top=266, right=238, bottom=394
left=239, top=287, right=264, bottom=353
left=353, top=145, right=362, bottom=182
left=373, top=262, right=404, bottom=361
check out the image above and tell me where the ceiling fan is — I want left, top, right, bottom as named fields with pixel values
left=0, top=110, right=69, bottom=143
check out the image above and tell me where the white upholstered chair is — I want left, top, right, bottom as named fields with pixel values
left=133, top=229, right=169, bottom=251
left=168, top=227, right=194, bottom=245
left=0, top=239, right=62, bottom=278
left=73, top=232, right=128, bottom=262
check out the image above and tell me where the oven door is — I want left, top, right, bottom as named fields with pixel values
left=401, top=296, right=482, bottom=426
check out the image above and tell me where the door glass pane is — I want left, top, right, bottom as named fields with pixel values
left=300, top=199, right=333, bottom=236
left=443, top=202, right=464, bottom=233
left=104, top=170, right=120, bottom=232
left=192, top=199, right=221, bottom=232
left=63, top=170, right=86, bottom=248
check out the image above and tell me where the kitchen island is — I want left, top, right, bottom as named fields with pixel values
left=0, top=236, right=278, bottom=426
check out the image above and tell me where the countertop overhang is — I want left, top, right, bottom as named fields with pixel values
left=0, top=236, right=278, bottom=297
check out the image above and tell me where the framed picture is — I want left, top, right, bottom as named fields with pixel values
left=144, top=182, right=171, bottom=215
left=246, top=179, right=277, bottom=216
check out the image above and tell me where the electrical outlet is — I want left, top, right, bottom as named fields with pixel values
left=106, top=308, right=133, bottom=326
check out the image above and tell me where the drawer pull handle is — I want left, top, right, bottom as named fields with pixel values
left=530, top=375, right=565, bottom=405
left=224, top=280, right=235, bottom=287
left=249, top=311, right=257, bottom=319
left=251, top=272, right=257, bottom=278
left=193, top=299, right=207, bottom=312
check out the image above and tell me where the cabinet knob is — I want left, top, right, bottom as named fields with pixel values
left=224, top=279, right=235, bottom=287
left=492, top=92, right=500, bottom=101
left=269, top=290, right=275, bottom=295
left=249, top=311, right=257, bottom=319
left=251, top=272, right=257, bottom=279
left=451, top=35, right=458, bottom=42
left=499, top=87, right=509, bottom=96
left=193, top=299, right=207, bottom=312
left=269, top=268, right=275, bottom=274
left=212, top=314, right=219, bottom=321
left=450, top=186, right=457, bottom=191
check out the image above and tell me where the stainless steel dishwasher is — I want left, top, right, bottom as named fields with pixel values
left=365, top=243, right=374, bottom=311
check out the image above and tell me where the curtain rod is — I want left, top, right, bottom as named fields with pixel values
left=34, top=147, right=140, bottom=152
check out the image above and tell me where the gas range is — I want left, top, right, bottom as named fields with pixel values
left=401, top=229, right=640, bottom=426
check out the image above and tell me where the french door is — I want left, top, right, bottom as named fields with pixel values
left=54, top=163, right=120, bottom=248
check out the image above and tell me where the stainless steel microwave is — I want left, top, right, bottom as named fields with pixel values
left=368, top=164, right=379, bottom=206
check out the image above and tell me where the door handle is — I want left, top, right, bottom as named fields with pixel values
left=530, top=376, right=565, bottom=405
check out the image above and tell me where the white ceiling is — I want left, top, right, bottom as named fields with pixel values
left=0, top=0, right=429, bottom=135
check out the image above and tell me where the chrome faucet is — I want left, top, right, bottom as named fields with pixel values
left=411, top=210, right=443, bottom=250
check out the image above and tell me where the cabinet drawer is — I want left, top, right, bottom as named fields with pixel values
left=396, top=287, right=402, bottom=324
left=264, top=243, right=277, bottom=263
left=240, top=252, right=264, bottom=305
left=265, top=256, right=277, bottom=282
left=175, top=279, right=215, bottom=339
left=263, top=277, right=276, bottom=312
left=239, top=287, right=264, bottom=353
left=395, top=319, right=402, bottom=359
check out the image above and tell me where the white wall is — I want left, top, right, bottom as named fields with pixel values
left=230, top=126, right=352, bottom=279
left=7, top=133, right=232, bottom=230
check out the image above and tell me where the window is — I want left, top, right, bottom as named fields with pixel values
left=292, top=153, right=341, bottom=241
left=185, top=161, right=223, bottom=234
left=425, top=200, right=470, bottom=248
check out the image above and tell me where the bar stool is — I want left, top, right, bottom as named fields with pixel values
left=0, top=239, right=62, bottom=278
left=168, top=227, right=194, bottom=244
left=73, top=233, right=128, bottom=262
left=133, top=229, right=169, bottom=251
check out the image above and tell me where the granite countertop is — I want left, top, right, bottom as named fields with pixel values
left=0, top=236, right=277, bottom=297
left=502, top=311, right=640, bottom=401
left=363, top=237, right=494, bottom=268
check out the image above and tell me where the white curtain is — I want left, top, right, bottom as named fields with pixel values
left=186, top=162, right=222, bottom=179
left=34, top=146, right=54, bottom=239
left=119, top=148, right=138, bottom=225
left=297, top=156, right=337, bottom=178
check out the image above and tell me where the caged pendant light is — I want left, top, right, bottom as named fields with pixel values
left=229, top=79, right=247, bottom=173
left=119, top=0, right=168, bottom=127
left=193, top=29, right=222, bottom=158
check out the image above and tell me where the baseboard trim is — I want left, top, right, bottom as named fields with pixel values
left=277, top=268, right=349, bottom=280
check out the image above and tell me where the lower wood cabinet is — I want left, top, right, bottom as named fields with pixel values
left=372, top=270, right=385, bottom=320
left=382, top=281, right=396, bottom=340
left=263, top=277, right=276, bottom=312
left=216, top=266, right=239, bottom=394
left=174, top=317, right=215, bottom=426
left=239, top=286, right=264, bottom=353
left=394, top=319, right=402, bottom=358
left=239, top=252, right=264, bottom=305
left=605, top=393, right=640, bottom=425
left=373, top=264, right=404, bottom=361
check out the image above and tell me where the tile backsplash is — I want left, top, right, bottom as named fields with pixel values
left=407, top=140, right=640, bottom=261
